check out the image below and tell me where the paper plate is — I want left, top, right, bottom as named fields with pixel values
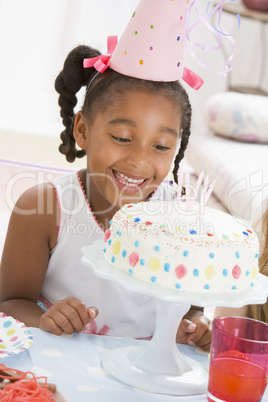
left=0, top=313, right=33, bottom=358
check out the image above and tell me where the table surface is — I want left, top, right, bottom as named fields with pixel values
left=2, top=328, right=268, bottom=402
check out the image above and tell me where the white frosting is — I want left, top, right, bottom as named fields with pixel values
left=104, top=200, right=260, bottom=293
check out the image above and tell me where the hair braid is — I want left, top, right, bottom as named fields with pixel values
left=172, top=86, right=192, bottom=184
left=55, top=45, right=101, bottom=162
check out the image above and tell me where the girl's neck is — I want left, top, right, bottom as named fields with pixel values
left=78, top=169, right=118, bottom=231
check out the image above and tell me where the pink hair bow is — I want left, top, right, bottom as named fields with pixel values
left=83, top=35, right=118, bottom=73
left=182, top=67, right=204, bottom=90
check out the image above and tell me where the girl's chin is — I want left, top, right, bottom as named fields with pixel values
left=107, top=184, right=155, bottom=209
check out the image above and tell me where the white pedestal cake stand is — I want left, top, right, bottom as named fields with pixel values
left=81, top=239, right=268, bottom=396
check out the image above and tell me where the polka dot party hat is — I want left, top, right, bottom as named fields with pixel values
left=84, top=0, right=204, bottom=89
left=110, top=0, right=201, bottom=86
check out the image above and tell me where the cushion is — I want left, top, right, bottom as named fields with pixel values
left=203, top=92, right=268, bottom=143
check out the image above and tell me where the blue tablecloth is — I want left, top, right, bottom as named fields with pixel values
left=3, top=328, right=268, bottom=402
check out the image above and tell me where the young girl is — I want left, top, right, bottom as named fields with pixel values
left=0, top=42, right=211, bottom=350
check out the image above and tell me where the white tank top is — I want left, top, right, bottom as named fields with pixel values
left=40, top=172, right=176, bottom=338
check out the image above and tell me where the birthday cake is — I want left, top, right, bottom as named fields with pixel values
left=103, top=200, right=260, bottom=293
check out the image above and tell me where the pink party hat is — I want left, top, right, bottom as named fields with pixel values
left=110, top=0, right=196, bottom=84
left=84, top=0, right=236, bottom=89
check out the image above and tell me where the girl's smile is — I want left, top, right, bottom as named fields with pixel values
left=74, top=90, right=182, bottom=224
left=111, top=168, right=152, bottom=193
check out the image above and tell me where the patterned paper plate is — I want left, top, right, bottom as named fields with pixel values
left=0, top=313, right=33, bottom=358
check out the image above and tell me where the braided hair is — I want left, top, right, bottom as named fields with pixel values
left=55, top=45, right=192, bottom=183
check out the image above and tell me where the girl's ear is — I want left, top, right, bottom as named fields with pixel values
left=73, top=111, right=88, bottom=150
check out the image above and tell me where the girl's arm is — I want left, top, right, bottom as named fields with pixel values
left=0, top=183, right=58, bottom=326
left=0, top=183, right=97, bottom=334
left=214, top=305, right=248, bottom=318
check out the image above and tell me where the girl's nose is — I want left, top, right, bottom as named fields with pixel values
left=126, top=146, right=151, bottom=170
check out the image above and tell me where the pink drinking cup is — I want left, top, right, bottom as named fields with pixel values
left=207, top=316, right=268, bottom=402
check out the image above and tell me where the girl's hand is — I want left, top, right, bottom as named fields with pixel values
left=176, top=311, right=211, bottom=352
left=39, top=297, right=98, bottom=335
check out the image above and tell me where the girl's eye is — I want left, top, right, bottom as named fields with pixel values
left=112, top=136, right=131, bottom=143
left=154, top=145, right=171, bottom=151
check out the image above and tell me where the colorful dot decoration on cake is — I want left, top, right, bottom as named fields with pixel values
left=252, top=266, right=258, bottom=280
left=148, top=257, right=161, bottom=272
left=205, top=264, right=216, bottom=280
left=232, top=265, right=241, bottom=279
left=129, top=252, right=139, bottom=267
left=112, top=240, right=121, bottom=255
left=164, top=263, right=170, bottom=272
left=175, top=264, right=187, bottom=279
left=0, top=313, right=33, bottom=358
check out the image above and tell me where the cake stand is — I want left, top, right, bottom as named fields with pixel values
left=81, top=239, right=268, bottom=396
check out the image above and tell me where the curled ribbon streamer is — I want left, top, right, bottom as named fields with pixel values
left=185, top=0, right=240, bottom=77
left=83, top=35, right=118, bottom=73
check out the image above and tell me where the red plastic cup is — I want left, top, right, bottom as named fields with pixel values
left=207, top=316, right=268, bottom=402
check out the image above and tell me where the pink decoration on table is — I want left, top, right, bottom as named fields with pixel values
left=175, top=264, right=187, bottom=279
left=83, top=320, right=110, bottom=335
left=129, top=252, right=139, bottom=267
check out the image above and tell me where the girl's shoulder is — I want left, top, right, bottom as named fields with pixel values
left=12, top=181, right=59, bottom=250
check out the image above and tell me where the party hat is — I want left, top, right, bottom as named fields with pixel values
left=110, top=0, right=202, bottom=87
left=84, top=0, right=233, bottom=90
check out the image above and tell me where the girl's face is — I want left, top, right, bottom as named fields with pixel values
left=75, top=90, right=181, bottom=216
